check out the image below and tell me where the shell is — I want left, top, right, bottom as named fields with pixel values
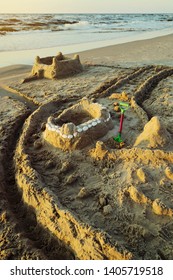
left=67, top=135, right=73, bottom=139
left=96, top=118, right=101, bottom=124
left=82, top=126, right=88, bottom=131
left=77, top=127, right=83, bottom=133
left=92, top=121, right=97, bottom=126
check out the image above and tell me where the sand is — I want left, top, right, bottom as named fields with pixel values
left=0, top=34, right=173, bottom=260
left=75, top=33, right=173, bottom=67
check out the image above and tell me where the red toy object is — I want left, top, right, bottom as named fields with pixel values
left=113, top=102, right=129, bottom=143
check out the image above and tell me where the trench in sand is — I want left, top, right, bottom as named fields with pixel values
left=0, top=87, right=37, bottom=110
left=0, top=90, right=76, bottom=259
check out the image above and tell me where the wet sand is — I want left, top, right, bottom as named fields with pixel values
left=0, top=33, right=173, bottom=260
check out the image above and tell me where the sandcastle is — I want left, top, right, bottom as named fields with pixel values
left=43, top=98, right=114, bottom=150
left=24, top=52, right=83, bottom=81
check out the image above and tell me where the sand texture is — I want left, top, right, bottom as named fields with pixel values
left=0, top=41, right=173, bottom=260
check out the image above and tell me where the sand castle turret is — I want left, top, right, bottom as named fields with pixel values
left=43, top=98, right=114, bottom=150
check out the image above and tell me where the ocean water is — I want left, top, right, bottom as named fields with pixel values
left=0, top=13, right=173, bottom=66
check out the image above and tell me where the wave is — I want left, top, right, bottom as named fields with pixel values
left=0, top=15, right=81, bottom=35
left=0, top=13, right=173, bottom=39
left=0, top=26, right=18, bottom=33
left=63, top=21, right=91, bottom=30
left=94, top=28, right=146, bottom=34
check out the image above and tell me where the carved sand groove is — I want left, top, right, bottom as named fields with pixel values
left=0, top=98, right=75, bottom=260
left=0, top=84, right=38, bottom=108
left=91, top=65, right=154, bottom=99
left=0, top=102, right=47, bottom=259
left=115, top=66, right=173, bottom=126
left=129, top=67, right=173, bottom=125
left=134, top=68, right=173, bottom=106
left=130, top=96, right=149, bottom=125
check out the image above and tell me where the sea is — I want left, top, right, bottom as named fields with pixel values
left=0, top=13, right=173, bottom=66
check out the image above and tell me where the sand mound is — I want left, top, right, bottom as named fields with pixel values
left=134, top=116, right=171, bottom=148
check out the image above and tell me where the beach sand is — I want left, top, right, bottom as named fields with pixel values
left=76, top=33, right=173, bottom=66
left=0, top=34, right=173, bottom=260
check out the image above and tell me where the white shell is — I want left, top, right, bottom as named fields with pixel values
left=77, top=127, right=82, bottom=133
left=85, top=120, right=92, bottom=126
left=92, top=121, right=97, bottom=126
left=73, top=132, right=78, bottom=137
left=95, top=118, right=101, bottom=124
left=67, top=135, right=73, bottom=139
left=88, top=123, right=92, bottom=128
left=82, top=126, right=88, bottom=131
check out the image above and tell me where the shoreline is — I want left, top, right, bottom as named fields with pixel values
left=0, top=30, right=173, bottom=68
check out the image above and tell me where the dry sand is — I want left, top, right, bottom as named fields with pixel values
left=76, top=33, right=173, bottom=67
left=0, top=34, right=173, bottom=260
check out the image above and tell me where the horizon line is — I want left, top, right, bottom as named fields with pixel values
left=0, top=12, right=173, bottom=14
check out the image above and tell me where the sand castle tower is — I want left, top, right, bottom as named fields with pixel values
left=30, top=52, right=83, bottom=80
left=43, top=98, right=114, bottom=150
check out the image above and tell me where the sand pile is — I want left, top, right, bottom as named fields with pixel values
left=134, top=116, right=171, bottom=148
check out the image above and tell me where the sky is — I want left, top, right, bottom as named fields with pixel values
left=0, top=0, right=173, bottom=14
